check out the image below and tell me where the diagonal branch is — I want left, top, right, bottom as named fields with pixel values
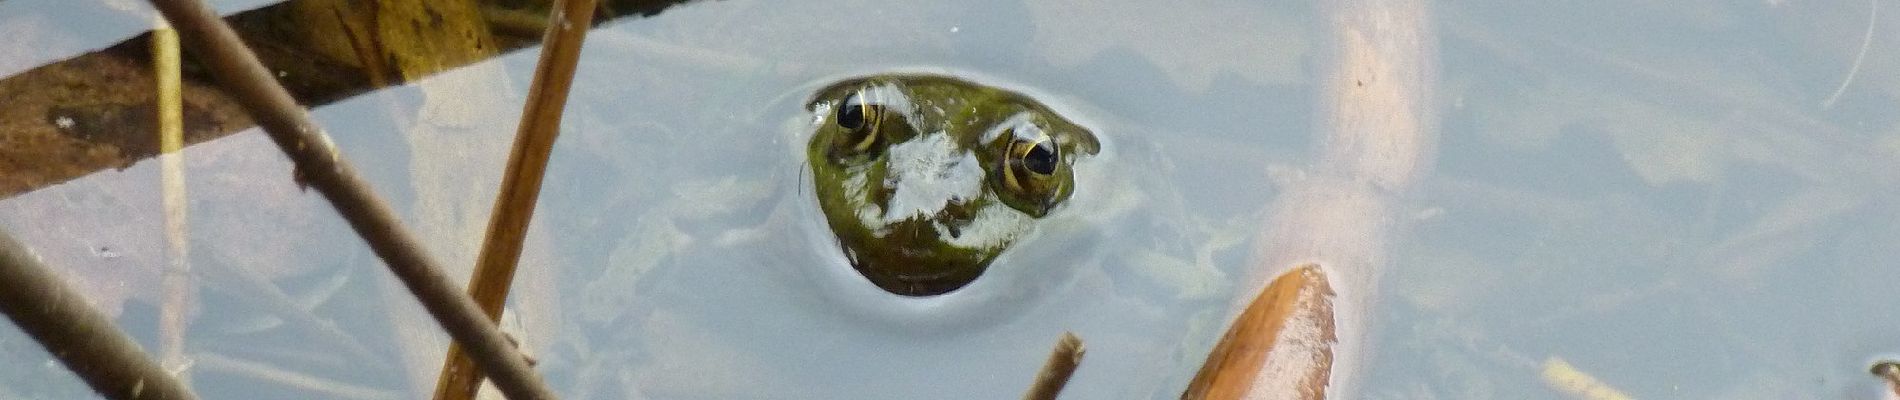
left=1022, top=332, right=1085, bottom=400
left=432, top=0, right=600, bottom=398
left=139, top=0, right=557, bottom=398
left=0, top=227, right=199, bottom=400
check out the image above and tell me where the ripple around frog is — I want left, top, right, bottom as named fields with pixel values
left=772, top=69, right=1120, bottom=333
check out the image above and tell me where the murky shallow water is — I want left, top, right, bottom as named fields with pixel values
left=518, top=3, right=1295, bottom=396
left=3, top=0, right=1899, bottom=398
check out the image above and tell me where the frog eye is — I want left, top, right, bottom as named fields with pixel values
left=998, top=132, right=1069, bottom=216
left=1008, top=136, right=1061, bottom=178
left=833, top=90, right=884, bottom=154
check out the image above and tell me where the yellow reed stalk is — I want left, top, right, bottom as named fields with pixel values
left=1541, top=357, right=1634, bottom=400
left=154, top=14, right=195, bottom=382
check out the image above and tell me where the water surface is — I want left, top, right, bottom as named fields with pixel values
left=1, top=0, right=1896, bottom=399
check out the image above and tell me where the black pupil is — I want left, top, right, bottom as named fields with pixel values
left=836, top=93, right=867, bottom=131
left=1022, top=141, right=1058, bottom=175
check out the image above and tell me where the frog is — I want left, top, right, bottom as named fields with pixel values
left=534, top=66, right=1259, bottom=399
left=804, top=74, right=1102, bottom=296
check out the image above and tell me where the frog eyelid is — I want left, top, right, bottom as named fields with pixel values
left=833, top=88, right=886, bottom=156
left=1025, top=137, right=1060, bottom=175
left=1001, top=151, right=1025, bottom=193
left=1000, top=131, right=1060, bottom=196
left=1010, top=134, right=1059, bottom=176
left=848, top=100, right=881, bottom=152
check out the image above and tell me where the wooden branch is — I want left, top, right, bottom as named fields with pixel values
left=0, top=227, right=199, bottom=400
left=431, top=0, right=599, bottom=398
left=1022, top=332, right=1085, bottom=400
left=138, top=0, right=557, bottom=398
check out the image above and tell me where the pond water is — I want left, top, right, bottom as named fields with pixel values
left=2, top=0, right=1898, bottom=399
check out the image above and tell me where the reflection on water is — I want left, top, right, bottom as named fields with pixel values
left=1, top=0, right=1897, bottom=398
left=0, top=0, right=296, bottom=80
left=1371, top=0, right=1900, bottom=399
left=531, top=1, right=1292, bottom=395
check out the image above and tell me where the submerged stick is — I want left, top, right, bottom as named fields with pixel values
left=1189, top=0, right=1439, bottom=397
left=195, top=257, right=379, bottom=361
left=1184, top=265, right=1336, bottom=400
left=196, top=353, right=400, bottom=400
left=1541, top=357, right=1633, bottom=400
left=1022, top=332, right=1086, bottom=400
left=139, top=0, right=556, bottom=398
left=432, top=0, right=599, bottom=399
left=1821, top=0, right=1879, bottom=109
left=0, top=228, right=200, bottom=400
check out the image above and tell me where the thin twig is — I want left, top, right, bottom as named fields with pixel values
left=0, top=227, right=200, bottom=400
left=328, top=4, right=392, bottom=89
left=481, top=7, right=549, bottom=39
left=1541, top=357, right=1634, bottom=400
left=138, top=0, right=557, bottom=398
left=432, top=0, right=598, bottom=398
left=196, top=257, right=378, bottom=362
left=154, top=14, right=195, bottom=383
left=1021, top=331, right=1085, bottom=400
left=195, top=353, right=400, bottom=400
left=1822, top=0, right=1879, bottom=109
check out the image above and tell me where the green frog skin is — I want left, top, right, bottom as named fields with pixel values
left=806, top=74, right=1099, bottom=296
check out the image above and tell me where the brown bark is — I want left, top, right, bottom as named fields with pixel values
left=1184, top=264, right=1336, bottom=400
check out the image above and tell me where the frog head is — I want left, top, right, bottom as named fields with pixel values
left=806, top=74, right=1100, bottom=296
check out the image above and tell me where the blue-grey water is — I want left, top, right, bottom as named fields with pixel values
left=1, top=0, right=1897, bottom=399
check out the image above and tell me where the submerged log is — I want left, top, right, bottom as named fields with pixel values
left=1184, top=264, right=1336, bottom=399
left=1186, top=0, right=1439, bottom=397
left=0, top=0, right=698, bottom=199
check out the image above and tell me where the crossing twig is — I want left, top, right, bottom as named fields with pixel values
left=139, top=0, right=557, bottom=398
left=0, top=227, right=199, bottom=400
left=1022, top=331, right=1085, bottom=400
left=431, top=0, right=599, bottom=398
